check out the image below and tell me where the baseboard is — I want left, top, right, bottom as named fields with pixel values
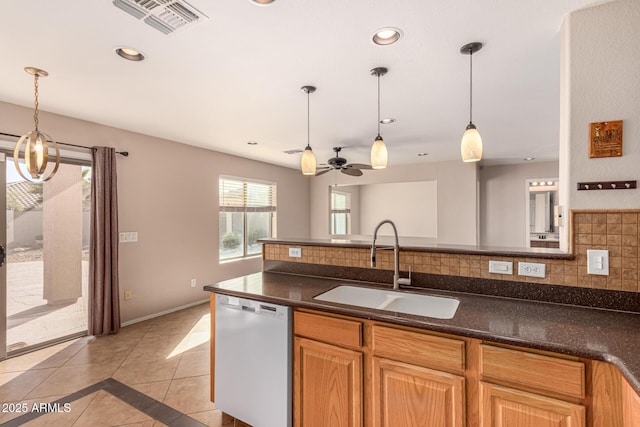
left=121, top=298, right=209, bottom=327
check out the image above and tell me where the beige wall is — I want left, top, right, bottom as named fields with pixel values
left=560, top=0, right=640, bottom=250
left=310, top=161, right=478, bottom=245
left=479, top=162, right=559, bottom=247
left=0, top=100, right=310, bottom=322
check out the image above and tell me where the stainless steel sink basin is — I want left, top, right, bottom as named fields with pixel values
left=314, top=285, right=459, bottom=319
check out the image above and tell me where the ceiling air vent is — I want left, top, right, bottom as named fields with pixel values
left=284, top=149, right=304, bottom=155
left=113, top=0, right=209, bottom=35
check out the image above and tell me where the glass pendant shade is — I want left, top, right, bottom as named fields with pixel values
left=370, top=67, right=389, bottom=170
left=300, top=85, right=317, bottom=176
left=370, top=135, right=388, bottom=169
left=461, top=123, right=482, bottom=162
left=301, top=145, right=316, bottom=175
left=460, top=42, right=483, bottom=163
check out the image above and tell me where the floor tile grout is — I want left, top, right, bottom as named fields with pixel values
left=0, top=303, right=220, bottom=426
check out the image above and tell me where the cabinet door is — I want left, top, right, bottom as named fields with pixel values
left=372, top=357, right=465, bottom=427
left=480, top=382, right=585, bottom=427
left=294, top=337, right=363, bottom=427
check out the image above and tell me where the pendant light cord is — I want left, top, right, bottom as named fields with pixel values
left=469, top=47, right=473, bottom=124
left=33, top=74, right=40, bottom=131
left=377, top=73, right=381, bottom=136
left=306, top=90, right=310, bottom=149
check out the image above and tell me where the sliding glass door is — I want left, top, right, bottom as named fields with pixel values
left=1, top=153, right=91, bottom=358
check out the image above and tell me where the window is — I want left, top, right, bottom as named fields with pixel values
left=219, top=177, right=276, bottom=261
left=330, top=190, right=351, bottom=235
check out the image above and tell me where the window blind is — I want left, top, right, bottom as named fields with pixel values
left=219, top=178, right=277, bottom=212
left=331, top=191, right=350, bottom=214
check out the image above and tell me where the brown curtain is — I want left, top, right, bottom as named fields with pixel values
left=89, top=146, right=120, bottom=335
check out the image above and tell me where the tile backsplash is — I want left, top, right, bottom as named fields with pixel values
left=263, top=210, right=640, bottom=293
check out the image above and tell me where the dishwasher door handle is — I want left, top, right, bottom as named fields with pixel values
left=241, top=305, right=256, bottom=312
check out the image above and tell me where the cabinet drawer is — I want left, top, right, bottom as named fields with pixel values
left=480, top=344, right=585, bottom=399
left=294, top=311, right=362, bottom=348
left=372, top=325, right=465, bottom=374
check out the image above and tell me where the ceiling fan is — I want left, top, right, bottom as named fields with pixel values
left=315, top=147, right=372, bottom=176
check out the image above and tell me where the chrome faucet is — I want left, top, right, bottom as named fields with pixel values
left=371, top=219, right=410, bottom=290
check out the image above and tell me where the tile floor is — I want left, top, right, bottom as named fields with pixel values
left=0, top=302, right=239, bottom=427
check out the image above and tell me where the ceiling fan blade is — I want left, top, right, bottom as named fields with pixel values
left=346, top=163, right=373, bottom=170
left=341, top=168, right=363, bottom=177
left=315, top=168, right=332, bottom=176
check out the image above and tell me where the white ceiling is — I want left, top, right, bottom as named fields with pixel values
left=0, top=0, right=604, bottom=170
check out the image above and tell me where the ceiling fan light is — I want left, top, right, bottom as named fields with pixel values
left=371, top=135, right=388, bottom=169
left=301, top=145, right=316, bottom=175
left=461, top=123, right=482, bottom=162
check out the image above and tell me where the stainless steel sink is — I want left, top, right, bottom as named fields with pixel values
left=314, top=285, right=459, bottom=319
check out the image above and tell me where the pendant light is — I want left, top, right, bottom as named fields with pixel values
left=14, top=67, right=60, bottom=182
left=460, top=42, right=483, bottom=162
left=370, top=67, right=388, bottom=169
left=300, top=85, right=317, bottom=175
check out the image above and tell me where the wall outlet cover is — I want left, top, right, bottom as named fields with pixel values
left=289, top=247, right=302, bottom=258
left=518, top=262, right=546, bottom=278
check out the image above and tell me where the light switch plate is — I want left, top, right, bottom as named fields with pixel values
left=288, top=247, right=302, bottom=258
left=489, top=260, right=513, bottom=275
left=518, top=262, right=546, bottom=278
left=587, top=249, right=609, bottom=275
left=119, top=232, right=138, bottom=243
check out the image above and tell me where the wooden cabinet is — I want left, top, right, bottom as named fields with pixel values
left=623, top=375, right=640, bottom=427
left=295, top=337, right=362, bottom=427
left=372, top=357, right=464, bottom=427
left=480, top=382, right=585, bottom=427
left=293, top=311, right=364, bottom=427
left=479, top=344, right=586, bottom=426
left=371, top=324, right=466, bottom=427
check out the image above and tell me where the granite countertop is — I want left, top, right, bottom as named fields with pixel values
left=259, top=237, right=574, bottom=259
left=205, top=271, right=640, bottom=394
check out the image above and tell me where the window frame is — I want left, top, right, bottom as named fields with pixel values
left=218, top=176, right=277, bottom=262
left=330, top=190, right=351, bottom=235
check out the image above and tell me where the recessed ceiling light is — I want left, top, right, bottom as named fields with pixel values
left=417, top=152, right=429, bottom=157
left=250, top=0, right=275, bottom=5
left=380, top=118, right=396, bottom=124
left=115, top=47, right=145, bottom=61
left=247, top=141, right=258, bottom=145
left=524, top=157, right=535, bottom=161
left=372, top=27, right=403, bottom=46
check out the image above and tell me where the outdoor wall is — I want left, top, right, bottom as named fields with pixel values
left=0, top=100, right=310, bottom=323
left=479, top=161, right=558, bottom=248
left=310, top=161, right=478, bottom=245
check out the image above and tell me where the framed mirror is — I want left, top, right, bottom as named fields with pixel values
left=525, top=178, right=559, bottom=248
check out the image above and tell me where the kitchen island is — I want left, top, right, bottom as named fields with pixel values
left=206, top=271, right=640, bottom=426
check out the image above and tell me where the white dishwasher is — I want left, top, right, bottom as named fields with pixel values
left=214, top=294, right=292, bottom=427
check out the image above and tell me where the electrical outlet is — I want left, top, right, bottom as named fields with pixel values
left=518, top=262, right=546, bottom=278
left=489, top=260, right=513, bottom=275
left=190, top=278, right=197, bottom=288
left=288, top=247, right=302, bottom=258
left=124, top=289, right=132, bottom=300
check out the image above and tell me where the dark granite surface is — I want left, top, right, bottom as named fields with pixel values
left=264, top=260, right=640, bottom=313
left=259, top=237, right=575, bottom=259
left=204, top=271, right=640, bottom=394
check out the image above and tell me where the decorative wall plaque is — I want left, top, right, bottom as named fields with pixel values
left=589, top=120, right=622, bottom=158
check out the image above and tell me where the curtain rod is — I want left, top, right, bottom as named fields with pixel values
left=0, top=132, right=129, bottom=157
